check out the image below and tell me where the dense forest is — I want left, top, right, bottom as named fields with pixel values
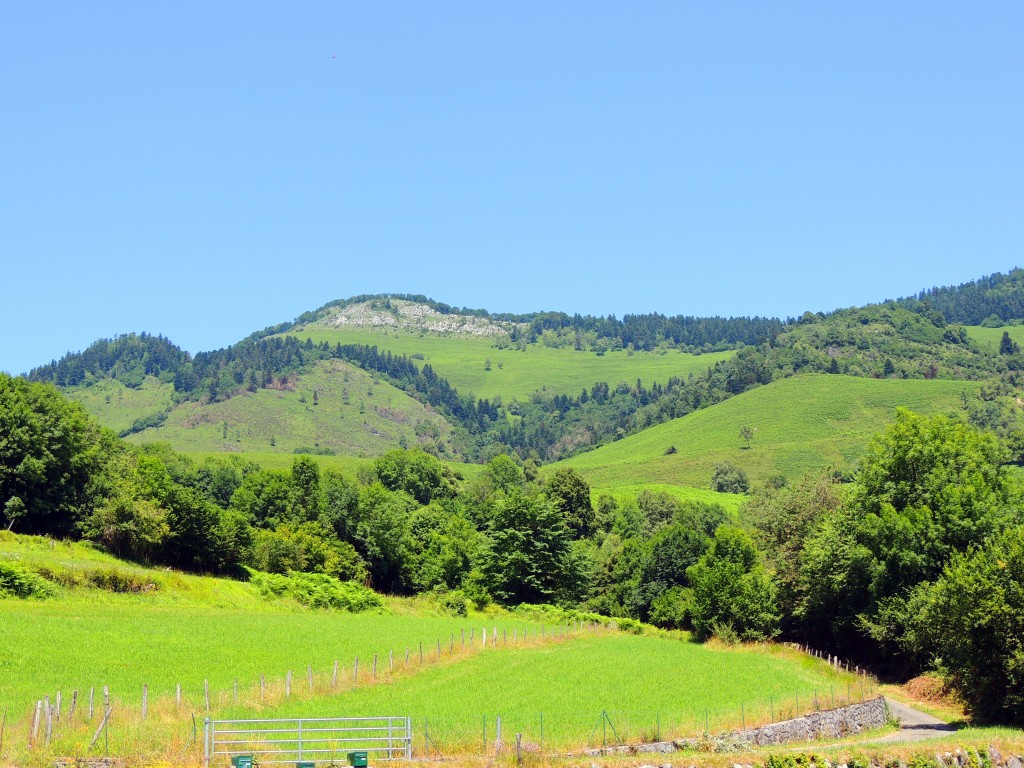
left=2, top=371, right=1023, bottom=723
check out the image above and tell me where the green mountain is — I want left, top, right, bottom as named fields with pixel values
left=25, top=270, right=1024, bottom=473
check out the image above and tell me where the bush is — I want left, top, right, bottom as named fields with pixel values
left=249, top=570, right=383, bottom=612
left=711, top=462, right=750, bottom=494
left=439, top=589, right=469, bottom=617
left=36, top=565, right=160, bottom=593
left=0, top=561, right=56, bottom=599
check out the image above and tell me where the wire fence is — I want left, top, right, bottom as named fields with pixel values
left=412, top=681, right=880, bottom=756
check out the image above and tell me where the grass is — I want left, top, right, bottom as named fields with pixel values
left=0, top=533, right=528, bottom=718
left=0, top=533, right=882, bottom=764
left=964, top=323, right=1024, bottom=353
left=291, top=325, right=735, bottom=401
left=64, top=376, right=175, bottom=435
left=225, top=634, right=868, bottom=752
left=560, top=374, right=981, bottom=490
left=591, top=483, right=747, bottom=515
left=122, top=359, right=459, bottom=458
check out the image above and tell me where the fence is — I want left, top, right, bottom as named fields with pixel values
left=204, top=716, right=412, bottom=766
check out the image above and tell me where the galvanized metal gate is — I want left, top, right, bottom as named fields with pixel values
left=204, top=716, right=413, bottom=766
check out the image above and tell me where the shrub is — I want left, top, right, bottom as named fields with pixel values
left=711, top=462, right=750, bottom=494
left=249, top=570, right=383, bottom=612
left=0, top=561, right=56, bottom=599
left=439, top=589, right=469, bottom=617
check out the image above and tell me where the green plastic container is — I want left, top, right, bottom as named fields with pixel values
left=231, top=757, right=254, bottom=768
left=347, top=751, right=369, bottom=767
left=295, top=762, right=315, bottom=768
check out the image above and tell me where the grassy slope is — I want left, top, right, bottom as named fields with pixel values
left=964, top=323, right=1024, bottom=353
left=65, top=376, right=175, bottom=435
left=0, top=534, right=869, bottom=756
left=292, top=325, right=735, bottom=401
left=230, top=634, right=866, bottom=748
left=0, top=533, right=529, bottom=716
left=122, top=359, right=458, bottom=459
left=560, top=374, right=980, bottom=490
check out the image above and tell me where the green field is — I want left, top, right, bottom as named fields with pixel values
left=964, top=323, right=1024, bottom=352
left=225, top=633, right=867, bottom=750
left=65, top=376, right=176, bottom=435
left=592, top=483, right=747, bottom=515
left=0, top=534, right=532, bottom=718
left=291, top=325, right=735, bottom=401
left=121, top=360, right=458, bottom=458
left=561, top=374, right=980, bottom=490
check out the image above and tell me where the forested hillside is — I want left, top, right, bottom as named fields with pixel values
left=28, top=272, right=1024, bottom=465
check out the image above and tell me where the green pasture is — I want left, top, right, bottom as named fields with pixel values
left=222, top=633, right=868, bottom=750
left=560, top=374, right=980, bottom=490
left=65, top=376, right=175, bottom=435
left=964, top=323, right=1024, bottom=352
left=291, top=325, right=735, bottom=401
left=122, top=360, right=458, bottom=458
left=591, top=483, right=747, bottom=515
left=0, top=534, right=533, bottom=718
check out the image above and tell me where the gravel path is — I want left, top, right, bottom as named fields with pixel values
left=873, top=697, right=959, bottom=743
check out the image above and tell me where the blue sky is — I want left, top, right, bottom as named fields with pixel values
left=2, top=2, right=1022, bottom=374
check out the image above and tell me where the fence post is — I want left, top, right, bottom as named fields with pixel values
left=203, top=716, right=211, bottom=768
left=89, top=707, right=112, bottom=751
left=205, top=679, right=210, bottom=712
left=142, top=684, right=148, bottom=720
left=69, top=690, right=78, bottom=721
left=495, top=715, right=502, bottom=751
left=298, top=719, right=303, bottom=761
left=89, top=687, right=94, bottom=720
left=333, top=660, right=339, bottom=686
left=31, top=700, right=41, bottom=746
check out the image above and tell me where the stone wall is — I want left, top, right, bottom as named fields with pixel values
left=585, top=697, right=889, bottom=756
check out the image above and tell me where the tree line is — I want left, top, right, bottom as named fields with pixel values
left=3, top=371, right=1023, bottom=723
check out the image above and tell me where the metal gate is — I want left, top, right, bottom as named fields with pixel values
left=204, top=716, right=413, bottom=766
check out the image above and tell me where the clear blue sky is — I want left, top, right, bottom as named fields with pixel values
left=2, top=2, right=1022, bottom=374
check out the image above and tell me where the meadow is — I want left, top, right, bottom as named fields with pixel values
left=65, top=377, right=175, bottom=435
left=1, top=531, right=876, bottom=764
left=561, top=374, right=980, bottom=490
left=0, top=535, right=536, bottom=718
left=222, top=633, right=869, bottom=753
left=121, top=361, right=458, bottom=457
left=291, top=325, right=735, bottom=401
left=964, top=323, right=1024, bottom=352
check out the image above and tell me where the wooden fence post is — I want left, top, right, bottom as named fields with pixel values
left=31, top=700, right=42, bottom=746
left=88, top=687, right=94, bottom=720
left=69, top=691, right=78, bottom=721
left=204, top=679, right=210, bottom=712
left=89, top=707, right=112, bottom=750
left=55, top=691, right=62, bottom=721
left=176, top=683, right=181, bottom=709
left=141, top=684, right=148, bottom=720
left=332, top=660, right=339, bottom=687
left=44, top=696, right=52, bottom=747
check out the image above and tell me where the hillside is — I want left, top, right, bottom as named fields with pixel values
left=292, top=317, right=734, bottom=401
left=561, top=374, right=981, bottom=490
left=117, top=359, right=459, bottom=457
left=29, top=274, right=1024, bottom=467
